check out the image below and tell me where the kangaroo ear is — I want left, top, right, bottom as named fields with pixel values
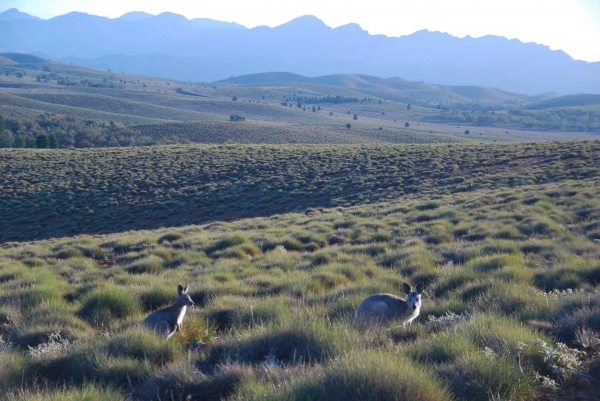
left=402, top=283, right=411, bottom=295
left=177, top=284, right=184, bottom=295
left=184, top=285, right=189, bottom=294
left=416, top=282, right=424, bottom=294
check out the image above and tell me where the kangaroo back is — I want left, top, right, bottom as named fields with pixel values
left=143, top=284, right=194, bottom=339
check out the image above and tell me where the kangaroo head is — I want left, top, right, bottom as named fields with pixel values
left=176, top=284, right=194, bottom=307
left=402, top=282, right=424, bottom=311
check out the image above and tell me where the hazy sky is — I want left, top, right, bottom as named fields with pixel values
left=1, top=0, right=599, bottom=62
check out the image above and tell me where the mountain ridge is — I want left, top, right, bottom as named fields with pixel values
left=0, top=8, right=40, bottom=21
left=0, top=11, right=598, bottom=94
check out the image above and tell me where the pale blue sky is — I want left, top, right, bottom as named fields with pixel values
left=1, top=0, right=599, bottom=62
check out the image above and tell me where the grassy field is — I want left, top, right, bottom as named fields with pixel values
left=1, top=56, right=598, bottom=150
left=2, top=140, right=599, bottom=242
left=1, top=173, right=600, bottom=400
left=3, top=54, right=600, bottom=400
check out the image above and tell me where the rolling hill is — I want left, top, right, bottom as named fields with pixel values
left=0, top=54, right=598, bottom=148
left=221, top=72, right=551, bottom=106
left=527, top=94, right=600, bottom=109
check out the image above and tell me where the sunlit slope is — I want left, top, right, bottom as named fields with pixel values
left=1, top=140, right=598, bottom=242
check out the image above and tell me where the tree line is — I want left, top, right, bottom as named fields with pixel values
left=425, top=107, right=600, bottom=133
left=0, top=114, right=154, bottom=148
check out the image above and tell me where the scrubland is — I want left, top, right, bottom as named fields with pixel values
left=2, top=140, right=598, bottom=242
left=2, top=165, right=600, bottom=399
left=2, top=59, right=600, bottom=400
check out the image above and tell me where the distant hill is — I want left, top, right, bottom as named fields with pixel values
left=0, top=13, right=599, bottom=94
left=0, top=8, right=39, bottom=21
left=527, top=94, right=600, bottom=109
left=0, top=52, right=53, bottom=64
left=222, top=72, right=552, bottom=106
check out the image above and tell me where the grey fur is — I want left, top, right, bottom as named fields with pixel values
left=142, top=284, right=194, bottom=339
left=354, top=282, right=424, bottom=327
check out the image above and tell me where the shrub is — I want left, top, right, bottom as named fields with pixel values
left=238, top=351, right=453, bottom=401
left=139, top=286, right=174, bottom=312
left=36, top=134, right=49, bottom=149
left=206, top=234, right=247, bottom=254
left=5, top=382, right=127, bottom=401
left=519, top=217, right=562, bottom=236
left=158, top=232, right=183, bottom=244
left=202, top=319, right=351, bottom=366
left=127, top=255, right=165, bottom=274
left=79, top=288, right=136, bottom=325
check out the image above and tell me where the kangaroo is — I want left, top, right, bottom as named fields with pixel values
left=142, top=284, right=194, bottom=339
left=354, top=282, right=424, bottom=327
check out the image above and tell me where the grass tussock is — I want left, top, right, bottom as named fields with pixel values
left=236, top=352, right=453, bottom=401
left=0, top=165, right=600, bottom=399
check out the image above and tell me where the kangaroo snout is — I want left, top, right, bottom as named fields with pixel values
left=412, top=305, right=417, bottom=310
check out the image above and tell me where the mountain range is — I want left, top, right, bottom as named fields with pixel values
left=0, top=8, right=598, bottom=94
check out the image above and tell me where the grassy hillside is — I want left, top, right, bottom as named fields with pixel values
left=1, top=140, right=599, bottom=243
left=1, top=175, right=600, bottom=400
left=1, top=56, right=598, bottom=149
left=134, top=121, right=468, bottom=145
left=527, top=94, right=600, bottom=109
left=0, top=53, right=54, bottom=64
left=222, top=72, right=543, bottom=106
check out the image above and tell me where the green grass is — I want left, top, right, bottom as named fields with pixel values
left=2, top=140, right=600, bottom=242
left=0, top=166, right=599, bottom=399
left=3, top=60, right=600, bottom=400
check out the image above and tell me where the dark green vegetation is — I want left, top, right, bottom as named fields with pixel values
left=2, top=140, right=600, bottom=242
left=2, top=172, right=600, bottom=400
left=429, top=107, right=600, bottom=133
left=0, top=113, right=151, bottom=148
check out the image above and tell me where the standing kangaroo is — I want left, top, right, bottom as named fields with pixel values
left=142, top=284, right=194, bottom=339
left=354, top=282, right=424, bottom=327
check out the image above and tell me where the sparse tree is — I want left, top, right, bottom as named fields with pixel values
left=407, top=104, right=411, bottom=110
left=353, top=114, right=358, bottom=120
left=346, top=123, right=351, bottom=130
left=312, top=106, right=316, bottom=112
left=405, top=122, right=410, bottom=128
left=0, top=131, right=11, bottom=148
left=464, top=130, right=470, bottom=135
left=36, top=134, right=50, bottom=148
left=232, top=96, right=237, bottom=101
left=49, top=133, right=59, bottom=148
left=13, top=136, right=26, bottom=148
